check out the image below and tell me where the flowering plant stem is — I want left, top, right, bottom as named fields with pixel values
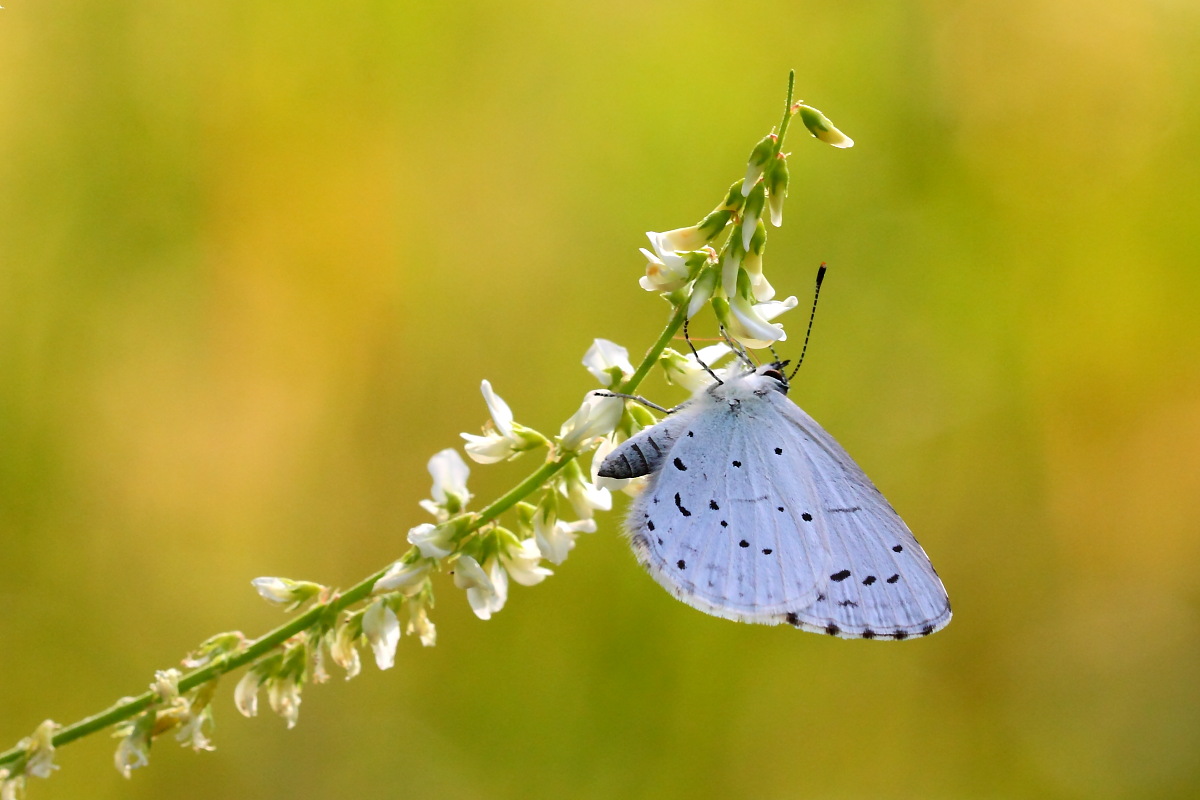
left=2, top=73, right=859, bottom=789
left=0, top=297, right=688, bottom=775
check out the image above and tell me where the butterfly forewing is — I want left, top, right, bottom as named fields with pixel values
left=625, top=394, right=829, bottom=621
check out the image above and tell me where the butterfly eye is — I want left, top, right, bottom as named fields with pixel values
left=760, top=367, right=789, bottom=393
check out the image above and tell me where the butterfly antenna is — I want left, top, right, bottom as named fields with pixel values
left=719, top=325, right=755, bottom=369
left=684, top=318, right=723, bottom=385
left=788, top=263, right=827, bottom=381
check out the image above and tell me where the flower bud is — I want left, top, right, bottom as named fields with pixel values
left=795, top=104, right=854, bottom=148
left=741, top=133, right=778, bottom=195
left=765, top=155, right=789, bottom=226
left=741, top=182, right=766, bottom=251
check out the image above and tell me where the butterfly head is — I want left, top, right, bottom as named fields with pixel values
left=753, top=362, right=792, bottom=395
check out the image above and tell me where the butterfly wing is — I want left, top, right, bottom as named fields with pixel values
left=625, top=395, right=832, bottom=622
left=768, top=393, right=952, bottom=639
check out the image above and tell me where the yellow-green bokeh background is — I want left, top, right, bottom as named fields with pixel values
left=3, top=2, right=1199, bottom=798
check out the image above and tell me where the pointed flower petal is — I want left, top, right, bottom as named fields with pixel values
left=583, top=339, right=634, bottom=387
left=363, top=600, right=401, bottom=671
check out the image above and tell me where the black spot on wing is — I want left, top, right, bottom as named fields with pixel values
left=774, top=447, right=782, bottom=455
left=720, top=520, right=728, bottom=528
left=676, top=559, right=686, bottom=569
left=801, top=512, right=813, bottom=522
left=761, top=548, right=773, bottom=555
left=862, top=575, right=876, bottom=586
left=673, top=457, right=687, bottom=471
left=892, top=545, right=903, bottom=552
left=785, top=612, right=800, bottom=626
left=687, top=430, right=694, bottom=437
left=647, top=520, right=655, bottom=531
left=830, top=569, right=851, bottom=582
left=921, top=625, right=934, bottom=636
left=886, top=574, right=900, bottom=584
left=673, top=492, right=691, bottom=517
left=862, top=629, right=876, bottom=640
left=709, top=500, right=719, bottom=510
left=731, top=460, right=742, bottom=468
left=825, top=623, right=840, bottom=636
left=738, top=540, right=749, bottom=548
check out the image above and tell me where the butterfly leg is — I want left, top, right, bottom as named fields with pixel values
left=592, top=391, right=676, bottom=415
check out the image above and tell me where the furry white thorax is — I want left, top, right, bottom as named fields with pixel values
left=705, top=364, right=788, bottom=403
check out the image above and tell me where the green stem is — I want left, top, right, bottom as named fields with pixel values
left=0, top=293, right=692, bottom=773
left=619, top=301, right=688, bottom=395
left=0, top=566, right=389, bottom=768
left=774, top=70, right=796, bottom=155
left=1, top=70, right=796, bottom=773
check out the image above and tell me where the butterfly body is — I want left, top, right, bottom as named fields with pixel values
left=598, top=365, right=951, bottom=639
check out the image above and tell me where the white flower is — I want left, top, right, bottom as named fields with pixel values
left=405, top=599, right=437, bottom=647
left=233, top=669, right=262, bottom=718
left=720, top=292, right=799, bottom=348
left=251, top=577, right=323, bottom=610
left=558, top=393, right=624, bottom=452
left=174, top=705, right=215, bottom=752
left=23, top=720, right=59, bottom=779
left=329, top=620, right=363, bottom=679
left=742, top=224, right=774, bottom=302
left=687, top=264, right=719, bottom=319
left=151, top=670, right=181, bottom=704
left=638, top=245, right=690, bottom=293
left=558, top=458, right=612, bottom=518
left=113, top=714, right=154, bottom=778
left=1, top=773, right=25, bottom=800
left=583, top=339, right=634, bottom=387
left=720, top=247, right=741, bottom=300
left=362, top=599, right=401, bottom=671
left=534, top=508, right=597, bottom=566
left=407, top=523, right=455, bottom=560
left=418, top=448, right=470, bottom=518
left=183, top=631, right=246, bottom=669
left=311, top=641, right=330, bottom=684
left=591, top=435, right=632, bottom=493
left=452, top=555, right=507, bottom=620
left=660, top=344, right=732, bottom=393
left=113, top=733, right=150, bottom=779
left=500, top=537, right=553, bottom=587
left=652, top=225, right=707, bottom=253
left=266, top=676, right=302, bottom=729
left=461, top=380, right=528, bottom=464
left=562, top=471, right=611, bottom=518
left=374, top=558, right=431, bottom=596
left=795, top=103, right=854, bottom=148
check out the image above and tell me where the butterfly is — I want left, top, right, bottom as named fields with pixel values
left=597, top=362, right=951, bottom=639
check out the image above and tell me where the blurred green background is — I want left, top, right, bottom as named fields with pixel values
left=3, top=1, right=1199, bottom=798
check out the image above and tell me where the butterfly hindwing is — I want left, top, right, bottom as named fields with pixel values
left=767, top=393, right=952, bottom=639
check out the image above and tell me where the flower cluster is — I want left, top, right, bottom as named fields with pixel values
left=638, top=100, right=851, bottom=350
left=220, top=338, right=633, bottom=735
left=0, top=720, right=59, bottom=798
left=0, top=82, right=856, bottom=790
